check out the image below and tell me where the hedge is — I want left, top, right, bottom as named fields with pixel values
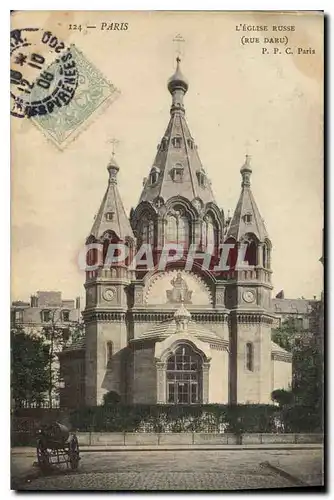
left=69, top=404, right=323, bottom=434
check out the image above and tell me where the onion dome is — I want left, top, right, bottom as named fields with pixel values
left=167, top=57, right=189, bottom=95
left=174, top=302, right=191, bottom=331
left=240, top=154, right=252, bottom=187
left=107, top=154, right=120, bottom=183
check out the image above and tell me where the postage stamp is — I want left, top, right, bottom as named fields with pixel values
left=10, top=28, right=79, bottom=119
left=10, top=28, right=120, bottom=149
left=30, top=45, right=120, bottom=150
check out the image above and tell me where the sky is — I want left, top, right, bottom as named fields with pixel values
left=11, top=11, right=323, bottom=304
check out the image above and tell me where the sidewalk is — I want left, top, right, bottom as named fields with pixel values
left=12, top=443, right=323, bottom=455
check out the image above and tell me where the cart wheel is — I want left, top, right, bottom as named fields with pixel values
left=69, top=435, right=80, bottom=470
left=36, top=439, right=50, bottom=470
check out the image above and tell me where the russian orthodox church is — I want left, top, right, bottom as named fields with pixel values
left=59, top=58, right=292, bottom=408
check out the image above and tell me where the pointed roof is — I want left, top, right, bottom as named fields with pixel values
left=138, top=58, right=216, bottom=205
left=88, top=154, right=134, bottom=241
left=225, top=155, right=269, bottom=242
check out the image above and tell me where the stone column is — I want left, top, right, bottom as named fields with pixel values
left=202, top=362, right=210, bottom=403
left=156, top=217, right=165, bottom=250
left=156, top=362, right=167, bottom=404
left=257, top=243, right=264, bottom=268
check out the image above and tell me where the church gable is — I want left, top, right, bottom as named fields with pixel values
left=144, top=270, right=213, bottom=307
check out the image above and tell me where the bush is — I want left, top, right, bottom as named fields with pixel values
left=69, top=404, right=295, bottom=433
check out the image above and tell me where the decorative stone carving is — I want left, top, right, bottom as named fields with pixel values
left=166, top=271, right=193, bottom=304
left=145, top=270, right=213, bottom=306
left=103, top=287, right=116, bottom=301
left=243, top=290, right=256, bottom=304
left=134, top=287, right=144, bottom=305
left=191, top=198, right=203, bottom=212
left=215, top=288, right=225, bottom=306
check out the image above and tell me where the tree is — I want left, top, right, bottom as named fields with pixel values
left=271, top=318, right=298, bottom=352
left=102, top=391, right=121, bottom=406
left=11, top=327, right=49, bottom=407
left=272, top=309, right=323, bottom=414
left=271, top=388, right=294, bottom=407
left=41, top=315, right=85, bottom=408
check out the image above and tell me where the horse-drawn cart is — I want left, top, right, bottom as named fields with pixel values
left=36, top=422, right=80, bottom=470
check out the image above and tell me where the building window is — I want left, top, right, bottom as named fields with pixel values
left=296, top=317, right=303, bottom=330
left=62, top=310, right=70, bottom=322
left=105, top=212, right=114, bottom=221
left=14, top=310, right=23, bottom=323
left=107, top=342, right=113, bottom=362
left=149, top=167, right=160, bottom=185
left=244, top=213, right=252, bottom=224
left=166, top=215, right=178, bottom=242
left=202, top=214, right=217, bottom=249
left=166, top=344, right=202, bottom=404
left=245, top=342, right=254, bottom=371
left=160, top=137, right=168, bottom=151
left=141, top=219, right=154, bottom=245
left=172, top=136, right=182, bottom=148
left=196, top=170, right=206, bottom=187
left=166, top=215, right=190, bottom=247
left=42, top=310, right=51, bottom=322
left=170, top=163, right=184, bottom=182
left=244, top=240, right=257, bottom=266
left=187, top=138, right=194, bottom=149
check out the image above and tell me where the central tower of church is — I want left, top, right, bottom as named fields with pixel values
left=81, top=58, right=291, bottom=407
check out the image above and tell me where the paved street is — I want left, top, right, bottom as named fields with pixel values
left=11, top=448, right=324, bottom=491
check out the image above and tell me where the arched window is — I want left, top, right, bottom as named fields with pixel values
left=178, top=216, right=189, bottom=246
left=244, top=239, right=257, bottom=266
left=224, top=237, right=237, bottom=271
left=141, top=219, right=154, bottom=245
left=166, top=344, right=203, bottom=404
left=202, top=214, right=217, bottom=249
left=166, top=215, right=177, bottom=243
left=106, top=341, right=113, bottom=366
left=245, top=343, right=254, bottom=371
left=165, top=215, right=190, bottom=247
left=149, top=167, right=160, bottom=185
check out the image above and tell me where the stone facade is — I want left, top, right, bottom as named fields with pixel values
left=59, top=58, right=292, bottom=408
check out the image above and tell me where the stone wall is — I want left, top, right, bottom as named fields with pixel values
left=75, top=432, right=324, bottom=446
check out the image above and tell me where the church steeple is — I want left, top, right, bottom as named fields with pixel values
left=138, top=57, right=217, bottom=206
left=88, top=153, right=134, bottom=242
left=225, top=155, right=269, bottom=243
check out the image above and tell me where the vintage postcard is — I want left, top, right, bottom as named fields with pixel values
left=11, top=10, right=324, bottom=491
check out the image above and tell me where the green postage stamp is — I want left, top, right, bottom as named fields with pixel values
left=29, top=44, right=120, bottom=149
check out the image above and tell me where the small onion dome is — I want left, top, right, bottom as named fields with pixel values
left=174, top=303, right=191, bottom=331
left=168, top=57, right=189, bottom=95
left=107, top=154, right=120, bottom=173
left=240, top=154, right=252, bottom=174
